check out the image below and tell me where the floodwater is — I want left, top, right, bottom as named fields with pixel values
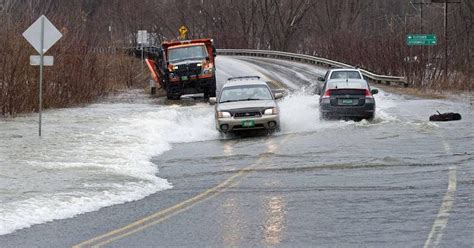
left=0, top=56, right=472, bottom=243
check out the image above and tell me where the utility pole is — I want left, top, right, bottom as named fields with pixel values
left=411, top=0, right=428, bottom=85
left=411, top=0, right=425, bottom=33
left=420, top=2, right=423, bottom=33
left=432, top=0, right=461, bottom=81
left=404, top=14, right=417, bottom=85
left=444, top=2, right=448, bottom=81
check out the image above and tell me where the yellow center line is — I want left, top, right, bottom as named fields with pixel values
left=423, top=138, right=458, bottom=248
left=92, top=167, right=256, bottom=248
left=73, top=135, right=292, bottom=248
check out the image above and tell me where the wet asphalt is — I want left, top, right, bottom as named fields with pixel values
left=0, top=57, right=472, bottom=248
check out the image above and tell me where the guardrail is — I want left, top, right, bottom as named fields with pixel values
left=217, top=49, right=408, bottom=87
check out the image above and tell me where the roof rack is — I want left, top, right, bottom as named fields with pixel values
left=227, top=76, right=261, bottom=81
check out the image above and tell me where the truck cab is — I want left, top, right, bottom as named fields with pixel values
left=160, top=38, right=217, bottom=99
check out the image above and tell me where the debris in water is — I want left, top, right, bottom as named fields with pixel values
left=429, top=111, right=462, bottom=122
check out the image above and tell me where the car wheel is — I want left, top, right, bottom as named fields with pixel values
left=219, top=131, right=228, bottom=139
left=320, top=112, right=327, bottom=120
left=167, top=93, right=180, bottom=100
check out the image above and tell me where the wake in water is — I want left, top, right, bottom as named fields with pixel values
left=278, top=88, right=399, bottom=134
left=0, top=97, right=218, bottom=235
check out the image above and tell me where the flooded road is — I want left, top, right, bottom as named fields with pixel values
left=0, top=56, right=472, bottom=247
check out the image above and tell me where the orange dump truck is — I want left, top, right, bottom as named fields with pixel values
left=147, top=38, right=217, bottom=99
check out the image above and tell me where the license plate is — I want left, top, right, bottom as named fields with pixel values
left=181, top=76, right=188, bottom=81
left=241, top=120, right=255, bottom=128
left=341, top=99, right=353, bottom=105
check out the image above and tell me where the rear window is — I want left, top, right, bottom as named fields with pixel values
left=327, top=81, right=366, bottom=89
left=330, top=71, right=361, bottom=79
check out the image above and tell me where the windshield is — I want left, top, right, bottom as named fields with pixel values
left=330, top=71, right=362, bottom=79
left=219, top=85, right=273, bottom=103
left=168, top=45, right=207, bottom=63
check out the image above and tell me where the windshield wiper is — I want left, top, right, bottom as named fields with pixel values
left=220, top=98, right=265, bottom=103
left=230, top=98, right=263, bottom=101
left=169, top=57, right=204, bottom=63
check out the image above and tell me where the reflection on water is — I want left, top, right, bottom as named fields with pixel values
left=223, top=141, right=234, bottom=156
left=265, top=138, right=279, bottom=154
left=220, top=197, right=242, bottom=247
left=264, top=196, right=286, bottom=245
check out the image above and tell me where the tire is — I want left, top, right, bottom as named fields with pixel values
left=167, top=94, right=180, bottom=100
left=219, top=131, right=228, bottom=139
left=166, top=83, right=181, bottom=100
left=208, top=76, right=217, bottom=98
left=320, top=112, right=327, bottom=120
left=267, top=126, right=280, bottom=135
left=209, top=86, right=216, bottom=97
left=204, top=87, right=216, bottom=99
left=166, top=92, right=180, bottom=100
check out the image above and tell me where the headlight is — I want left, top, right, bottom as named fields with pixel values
left=202, top=67, right=214, bottom=74
left=173, top=65, right=178, bottom=70
left=202, top=63, right=214, bottom=74
left=217, top=111, right=231, bottom=118
left=264, top=107, right=278, bottom=115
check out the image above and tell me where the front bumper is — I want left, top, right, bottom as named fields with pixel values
left=167, top=74, right=215, bottom=95
left=169, top=73, right=214, bottom=83
left=216, top=115, right=279, bottom=132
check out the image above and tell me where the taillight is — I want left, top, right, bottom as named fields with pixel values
left=365, top=89, right=373, bottom=98
left=323, top=89, right=331, bottom=98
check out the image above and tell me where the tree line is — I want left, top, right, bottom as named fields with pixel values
left=1, top=0, right=472, bottom=115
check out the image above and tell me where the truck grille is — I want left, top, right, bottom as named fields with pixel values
left=234, top=111, right=262, bottom=118
left=175, top=63, right=202, bottom=77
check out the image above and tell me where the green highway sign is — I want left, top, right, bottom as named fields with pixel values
left=406, top=34, right=437, bottom=46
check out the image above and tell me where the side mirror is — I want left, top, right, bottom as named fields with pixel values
left=371, top=89, right=379, bottom=95
left=206, top=56, right=210, bottom=61
left=318, top=77, right=325, bottom=82
left=274, top=93, right=284, bottom=99
left=209, top=97, right=217, bottom=105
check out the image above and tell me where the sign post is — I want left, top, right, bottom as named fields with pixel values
left=39, top=16, right=44, bottom=137
left=23, top=15, right=62, bottom=136
left=137, top=30, right=148, bottom=74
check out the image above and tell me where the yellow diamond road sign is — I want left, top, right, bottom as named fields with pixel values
left=179, top=26, right=188, bottom=35
left=179, top=26, right=188, bottom=39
